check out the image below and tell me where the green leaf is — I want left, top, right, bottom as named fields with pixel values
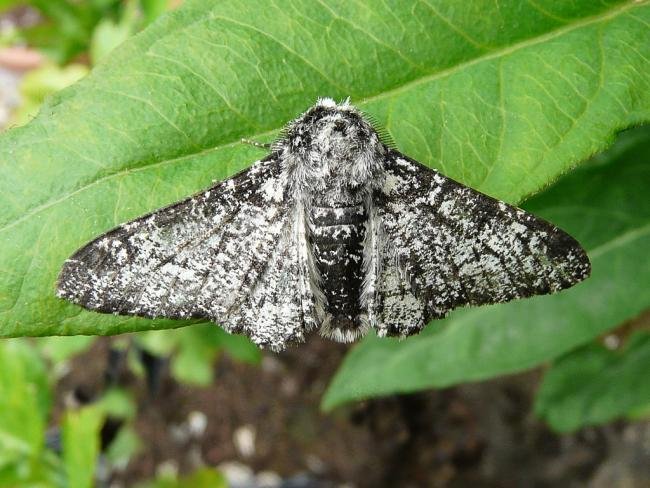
left=535, top=332, right=650, bottom=432
left=96, top=387, right=137, bottom=420
left=104, top=424, right=141, bottom=466
left=9, top=23, right=77, bottom=65
left=322, top=126, right=650, bottom=410
left=137, top=324, right=261, bottom=386
left=140, top=0, right=171, bottom=25
left=90, top=0, right=139, bottom=64
left=210, top=326, right=262, bottom=365
left=35, top=335, right=94, bottom=364
left=135, top=468, right=227, bottom=488
left=0, top=1, right=649, bottom=338
left=168, top=326, right=218, bottom=385
left=0, top=340, right=62, bottom=488
left=62, top=406, right=103, bottom=488
left=171, top=347, right=214, bottom=386
left=28, top=0, right=93, bottom=62
left=19, top=0, right=122, bottom=64
left=176, top=469, right=227, bottom=488
left=0, top=450, right=63, bottom=488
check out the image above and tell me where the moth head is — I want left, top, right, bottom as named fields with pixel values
left=278, top=98, right=386, bottom=187
left=275, top=98, right=386, bottom=187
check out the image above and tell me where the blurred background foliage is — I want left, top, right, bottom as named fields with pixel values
left=0, top=1, right=648, bottom=487
left=0, top=0, right=170, bottom=64
left=0, top=0, right=176, bottom=126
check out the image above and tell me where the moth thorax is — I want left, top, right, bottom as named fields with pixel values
left=282, top=103, right=386, bottom=192
left=310, top=140, right=385, bottom=194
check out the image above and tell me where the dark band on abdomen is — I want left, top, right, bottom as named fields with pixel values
left=310, top=203, right=367, bottom=333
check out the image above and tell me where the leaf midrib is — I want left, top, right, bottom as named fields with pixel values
left=0, top=0, right=640, bottom=238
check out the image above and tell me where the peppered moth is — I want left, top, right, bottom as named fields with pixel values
left=57, top=98, right=591, bottom=351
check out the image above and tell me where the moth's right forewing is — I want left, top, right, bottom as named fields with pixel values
left=57, top=155, right=315, bottom=350
left=375, top=152, right=590, bottom=336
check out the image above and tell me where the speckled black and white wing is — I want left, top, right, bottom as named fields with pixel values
left=373, top=152, right=591, bottom=337
left=57, top=155, right=317, bottom=351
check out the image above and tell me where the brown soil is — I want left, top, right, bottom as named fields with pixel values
left=55, top=334, right=650, bottom=488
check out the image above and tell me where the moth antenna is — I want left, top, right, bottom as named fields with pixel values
left=376, top=129, right=397, bottom=149
left=241, top=138, right=272, bottom=150
left=361, top=110, right=397, bottom=149
left=271, top=127, right=290, bottom=152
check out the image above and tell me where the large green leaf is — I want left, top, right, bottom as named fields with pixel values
left=322, top=126, right=650, bottom=410
left=534, top=332, right=650, bottom=432
left=0, top=0, right=648, bottom=337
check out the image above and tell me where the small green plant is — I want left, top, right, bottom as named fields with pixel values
left=134, top=468, right=227, bottom=488
left=0, top=334, right=233, bottom=487
left=0, top=0, right=648, bottom=442
left=135, top=324, right=261, bottom=386
left=0, top=339, right=103, bottom=488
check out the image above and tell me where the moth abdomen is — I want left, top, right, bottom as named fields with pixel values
left=309, top=202, right=368, bottom=341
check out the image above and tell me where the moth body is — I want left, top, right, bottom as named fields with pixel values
left=278, top=98, right=385, bottom=341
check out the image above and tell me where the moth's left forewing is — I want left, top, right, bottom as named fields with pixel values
left=374, top=151, right=591, bottom=337
left=57, top=155, right=317, bottom=351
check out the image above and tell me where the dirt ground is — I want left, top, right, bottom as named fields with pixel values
left=54, top=334, right=650, bottom=488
